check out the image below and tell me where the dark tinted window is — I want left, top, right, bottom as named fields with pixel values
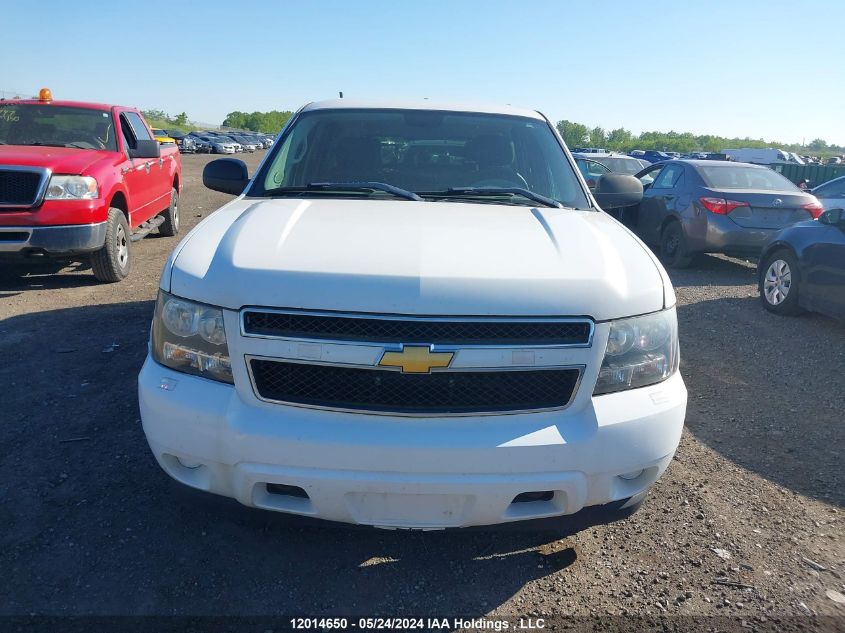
left=254, top=109, right=591, bottom=209
left=653, top=164, right=684, bottom=189
left=815, top=178, right=845, bottom=197
left=699, top=165, right=799, bottom=191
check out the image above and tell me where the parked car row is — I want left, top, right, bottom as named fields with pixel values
left=185, top=130, right=275, bottom=154
left=146, top=128, right=275, bottom=154
left=575, top=156, right=844, bottom=320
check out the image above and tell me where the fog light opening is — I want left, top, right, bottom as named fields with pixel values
left=266, top=483, right=310, bottom=499
left=512, top=490, right=555, bottom=503
left=618, top=469, right=645, bottom=481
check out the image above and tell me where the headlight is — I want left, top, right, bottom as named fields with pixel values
left=151, top=291, right=233, bottom=384
left=45, top=175, right=99, bottom=200
left=593, top=308, right=679, bottom=395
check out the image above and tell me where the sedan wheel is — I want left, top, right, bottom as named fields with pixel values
left=763, top=259, right=791, bottom=305
left=759, top=249, right=803, bottom=316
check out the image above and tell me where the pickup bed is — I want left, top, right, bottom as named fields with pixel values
left=0, top=94, right=181, bottom=281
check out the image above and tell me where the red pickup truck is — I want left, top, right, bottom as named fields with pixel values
left=0, top=90, right=181, bottom=281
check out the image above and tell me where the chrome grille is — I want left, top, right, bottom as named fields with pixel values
left=0, top=166, right=50, bottom=208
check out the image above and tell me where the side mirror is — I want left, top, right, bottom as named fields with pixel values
left=203, top=158, right=249, bottom=195
left=593, top=174, right=644, bottom=209
left=819, top=208, right=844, bottom=227
left=128, top=139, right=161, bottom=159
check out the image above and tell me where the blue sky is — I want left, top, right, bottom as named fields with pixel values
left=4, top=0, right=843, bottom=144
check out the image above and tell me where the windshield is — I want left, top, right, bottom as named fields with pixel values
left=596, top=157, right=644, bottom=175
left=0, top=103, right=117, bottom=151
left=251, top=109, right=590, bottom=209
left=700, top=165, right=800, bottom=191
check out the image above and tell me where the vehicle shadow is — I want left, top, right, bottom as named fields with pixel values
left=677, top=295, right=843, bottom=507
left=667, top=253, right=758, bottom=288
left=0, top=259, right=100, bottom=291
left=0, top=301, right=586, bottom=617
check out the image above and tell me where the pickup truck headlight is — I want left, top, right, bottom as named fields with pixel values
left=45, top=175, right=99, bottom=200
left=593, top=308, right=679, bottom=395
left=151, top=291, right=233, bottom=384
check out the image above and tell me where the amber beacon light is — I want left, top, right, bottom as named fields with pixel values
left=38, top=88, right=53, bottom=102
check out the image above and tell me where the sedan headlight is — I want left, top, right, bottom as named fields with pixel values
left=45, top=175, right=98, bottom=200
left=593, top=308, right=679, bottom=395
left=151, top=291, right=233, bottom=384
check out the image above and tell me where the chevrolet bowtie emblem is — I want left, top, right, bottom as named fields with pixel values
left=378, top=345, right=454, bottom=374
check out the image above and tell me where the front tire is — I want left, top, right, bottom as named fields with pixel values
left=760, top=249, right=803, bottom=315
left=91, top=208, right=131, bottom=282
left=660, top=221, right=693, bottom=268
left=158, top=187, right=180, bottom=237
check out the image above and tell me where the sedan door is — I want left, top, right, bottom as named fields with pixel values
left=803, top=213, right=845, bottom=318
left=636, top=163, right=685, bottom=245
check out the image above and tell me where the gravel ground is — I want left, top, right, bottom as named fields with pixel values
left=1, top=152, right=843, bottom=630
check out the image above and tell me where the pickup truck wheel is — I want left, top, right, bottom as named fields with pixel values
left=760, top=249, right=803, bottom=316
left=91, top=208, right=131, bottom=282
left=660, top=221, right=693, bottom=268
left=158, top=188, right=180, bottom=237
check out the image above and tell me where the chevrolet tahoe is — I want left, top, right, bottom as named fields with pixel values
left=139, top=100, right=687, bottom=530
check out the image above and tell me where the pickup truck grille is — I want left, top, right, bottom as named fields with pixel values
left=249, top=359, right=581, bottom=415
left=242, top=310, right=592, bottom=346
left=0, top=167, right=48, bottom=208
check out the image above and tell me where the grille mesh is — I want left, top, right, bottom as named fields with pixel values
left=0, top=170, right=42, bottom=206
left=250, top=359, right=580, bottom=414
left=243, top=311, right=591, bottom=346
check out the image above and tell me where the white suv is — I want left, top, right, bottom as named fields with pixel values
left=139, top=100, right=687, bottom=530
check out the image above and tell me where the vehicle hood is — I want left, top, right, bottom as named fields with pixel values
left=0, top=145, right=117, bottom=174
left=167, top=198, right=668, bottom=320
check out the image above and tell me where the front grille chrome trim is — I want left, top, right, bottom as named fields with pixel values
left=245, top=354, right=585, bottom=418
left=0, top=165, right=52, bottom=209
left=240, top=307, right=595, bottom=349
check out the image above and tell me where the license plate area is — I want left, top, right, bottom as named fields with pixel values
left=344, top=492, right=473, bottom=528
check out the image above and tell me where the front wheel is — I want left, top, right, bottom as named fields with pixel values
left=760, top=250, right=803, bottom=315
left=91, top=208, right=131, bottom=282
left=660, top=221, right=693, bottom=268
left=158, top=187, right=180, bottom=237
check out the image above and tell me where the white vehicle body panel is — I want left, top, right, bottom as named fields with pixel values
left=166, top=198, right=666, bottom=320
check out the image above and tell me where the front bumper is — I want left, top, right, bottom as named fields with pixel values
left=139, top=358, right=686, bottom=529
left=0, top=222, right=106, bottom=255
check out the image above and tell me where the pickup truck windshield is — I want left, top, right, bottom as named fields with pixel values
left=0, top=103, right=117, bottom=151
left=251, top=109, right=590, bottom=209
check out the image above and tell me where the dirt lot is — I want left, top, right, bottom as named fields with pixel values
left=1, top=152, right=843, bottom=629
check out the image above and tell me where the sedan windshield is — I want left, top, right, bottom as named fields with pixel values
left=251, top=109, right=590, bottom=209
left=0, top=103, right=117, bottom=151
left=699, top=165, right=800, bottom=191
left=597, top=157, right=645, bottom=175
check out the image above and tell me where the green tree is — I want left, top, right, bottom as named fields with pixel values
left=222, top=110, right=293, bottom=133
left=141, top=109, right=168, bottom=122
left=606, top=127, right=632, bottom=150
left=173, top=112, right=188, bottom=127
left=588, top=126, right=606, bottom=147
left=555, top=120, right=589, bottom=148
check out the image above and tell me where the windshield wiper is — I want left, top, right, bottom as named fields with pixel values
left=22, top=142, right=88, bottom=149
left=261, top=182, right=421, bottom=201
left=424, top=187, right=563, bottom=209
left=308, top=182, right=422, bottom=201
